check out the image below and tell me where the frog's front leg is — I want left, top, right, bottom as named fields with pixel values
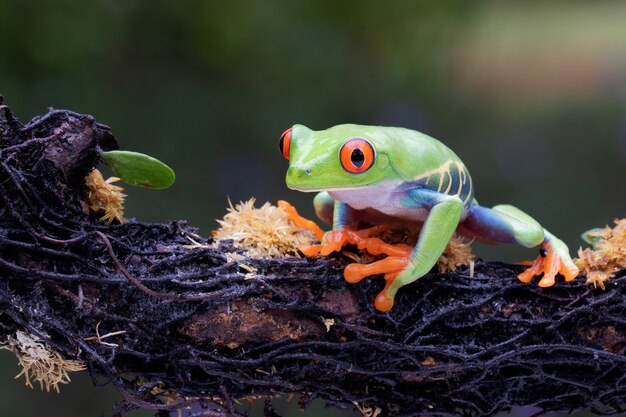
left=312, top=191, right=334, bottom=225
left=458, top=204, right=579, bottom=286
left=372, top=193, right=464, bottom=311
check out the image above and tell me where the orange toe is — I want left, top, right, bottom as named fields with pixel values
left=517, top=256, right=542, bottom=283
left=537, top=246, right=559, bottom=287
left=562, top=264, right=580, bottom=282
left=374, top=289, right=394, bottom=312
left=320, top=243, right=339, bottom=256
left=320, top=229, right=355, bottom=255
left=373, top=272, right=401, bottom=312
left=344, top=256, right=408, bottom=283
left=278, top=200, right=325, bottom=240
left=298, top=244, right=323, bottom=256
left=517, top=242, right=580, bottom=286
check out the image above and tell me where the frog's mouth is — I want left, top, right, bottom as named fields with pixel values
left=287, top=184, right=371, bottom=193
left=286, top=176, right=390, bottom=193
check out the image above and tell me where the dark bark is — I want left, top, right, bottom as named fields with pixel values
left=0, top=99, right=624, bottom=417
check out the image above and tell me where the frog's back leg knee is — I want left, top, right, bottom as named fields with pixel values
left=313, top=191, right=334, bottom=225
left=458, top=204, right=544, bottom=248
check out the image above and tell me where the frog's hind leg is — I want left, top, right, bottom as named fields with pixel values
left=458, top=204, right=579, bottom=287
left=458, top=204, right=544, bottom=247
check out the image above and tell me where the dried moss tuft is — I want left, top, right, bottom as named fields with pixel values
left=437, top=235, right=475, bottom=273
left=575, top=217, right=626, bottom=289
left=353, top=401, right=382, bottom=417
left=212, top=198, right=317, bottom=258
left=1, top=331, right=86, bottom=393
left=82, top=168, right=127, bottom=224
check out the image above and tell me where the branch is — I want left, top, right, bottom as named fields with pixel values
left=0, top=101, right=624, bottom=417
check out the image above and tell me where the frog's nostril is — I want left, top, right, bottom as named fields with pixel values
left=305, top=169, right=312, bottom=176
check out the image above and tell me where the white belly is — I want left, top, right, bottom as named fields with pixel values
left=328, top=181, right=429, bottom=222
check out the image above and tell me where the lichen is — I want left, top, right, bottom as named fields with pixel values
left=212, top=198, right=317, bottom=258
left=575, top=218, right=626, bottom=289
left=82, top=168, right=127, bottom=224
left=0, top=331, right=86, bottom=393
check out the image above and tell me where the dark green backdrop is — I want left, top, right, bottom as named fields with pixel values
left=1, top=1, right=625, bottom=416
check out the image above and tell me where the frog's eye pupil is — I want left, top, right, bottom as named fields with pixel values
left=351, top=149, right=365, bottom=168
left=339, top=138, right=375, bottom=173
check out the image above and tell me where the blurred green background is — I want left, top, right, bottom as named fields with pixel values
left=1, top=0, right=625, bottom=416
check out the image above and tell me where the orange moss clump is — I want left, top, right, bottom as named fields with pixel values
left=575, top=218, right=626, bottom=289
left=82, top=169, right=127, bottom=224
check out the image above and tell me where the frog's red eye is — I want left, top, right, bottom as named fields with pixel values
left=340, top=138, right=375, bottom=173
left=279, top=128, right=292, bottom=160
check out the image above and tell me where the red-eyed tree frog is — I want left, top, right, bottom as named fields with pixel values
left=278, top=124, right=579, bottom=312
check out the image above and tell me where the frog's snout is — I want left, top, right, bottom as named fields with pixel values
left=286, top=166, right=313, bottom=190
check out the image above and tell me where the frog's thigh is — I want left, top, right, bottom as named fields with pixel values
left=458, top=204, right=544, bottom=248
left=313, top=192, right=334, bottom=225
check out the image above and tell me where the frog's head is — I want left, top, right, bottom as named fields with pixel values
left=280, top=124, right=397, bottom=192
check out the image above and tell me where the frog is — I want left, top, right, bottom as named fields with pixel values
left=277, top=124, right=579, bottom=312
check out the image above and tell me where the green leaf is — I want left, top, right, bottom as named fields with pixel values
left=581, top=227, right=605, bottom=249
left=100, top=150, right=175, bottom=189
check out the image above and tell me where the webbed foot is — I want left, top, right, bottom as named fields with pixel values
left=343, top=238, right=413, bottom=312
left=342, top=239, right=410, bottom=281
left=517, top=240, right=579, bottom=287
left=298, top=225, right=390, bottom=256
left=299, top=223, right=415, bottom=312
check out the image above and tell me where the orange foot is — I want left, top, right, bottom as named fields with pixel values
left=517, top=241, right=580, bottom=287
left=297, top=226, right=385, bottom=256
left=340, top=233, right=413, bottom=312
